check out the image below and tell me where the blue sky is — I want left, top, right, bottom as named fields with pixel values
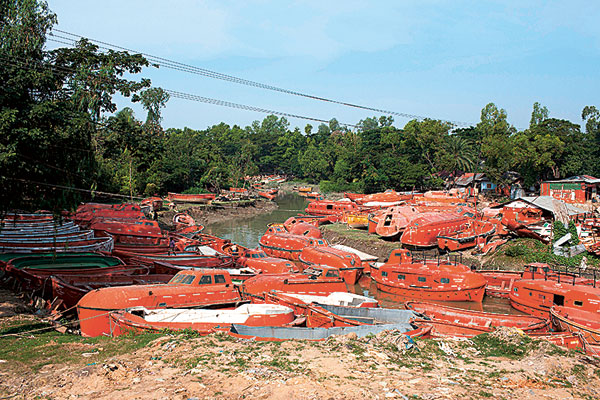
left=46, top=1, right=600, bottom=132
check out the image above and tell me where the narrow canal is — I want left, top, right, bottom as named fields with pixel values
left=205, top=193, right=520, bottom=314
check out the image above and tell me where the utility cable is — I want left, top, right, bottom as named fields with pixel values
left=3, top=176, right=146, bottom=200
left=48, top=29, right=472, bottom=126
left=2, top=54, right=357, bottom=127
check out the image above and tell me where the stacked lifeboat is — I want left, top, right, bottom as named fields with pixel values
left=0, top=213, right=113, bottom=253
left=259, top=224, right=328, bottom=261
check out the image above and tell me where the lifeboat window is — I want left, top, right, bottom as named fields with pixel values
left=553, top=294, right=565, bottom=306
left=144, top=222, right=153, bottom=226
left=539, top=294, right=545, bottom=300
left=574, top=300, right=583, bottom=307
left=258, top=253, right=266, bottom=258
left=214, top=274, right=226, bottom=284
left=179, top=275, right=195, bottom=285
left=440, top=278, right=450, bottom=284
left=169, top=275, right=184, bottom=284
left=317, top=240, right=325, bottom=245
left=198, top=275, right=213, bottom=285
left=325, top=270, right=339, bottom=278
left=326, top=205, right=333, bottom=210
left=514, top=287, right=518, bottom=292
left=382, top=271, right=388, bottom=277
left=397, top=274, right=405, bottom=280
left=418, top=277, right=427, bottom=283
left=251, top=254, right=259, bottom=259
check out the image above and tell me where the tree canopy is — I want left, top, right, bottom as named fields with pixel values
left=2, top=1, right=599, bottom=211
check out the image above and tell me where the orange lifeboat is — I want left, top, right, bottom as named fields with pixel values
left=509, top=277, right=600, bottom=318
left=371, top=249, right=486, bottom=302
left=167, top=192, right=216, bottom=203
left=550, top=306, right=600, bottom=345
left=344, top=212, right=369, bottom=229
left=406, top=301, right=549, bottom=337
left=259, top=225, right=328, bottom=261
left=71, top=203, right=145, bottom=225
left=77, top=269, right=243, bottom=337
left=436, top=219, right=496, bottom=251
left=375, top=205, right=420, bottom=239
left=305, top=200, right=358, bottom=217
left=299, top=246, right=363, bottom=284
left=354, top=190, right=412, bottom=205
left=401, top=212, right=471, bottom=248
left=235, top=247, right=299, bottom=274
left=241, top=265, right=348, bottom=297
left=89, top=219, right=164, bottom=245
left=286, top=221, right=322, bottom=239
left=258, top=191, right=276, bottom=200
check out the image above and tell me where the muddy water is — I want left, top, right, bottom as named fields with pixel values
left=204, top=193, right=308, bottom=248
left=206, top=193, right=520, bottom=314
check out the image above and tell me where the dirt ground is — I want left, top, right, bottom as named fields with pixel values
left=1, top=288, right=599, bottom=400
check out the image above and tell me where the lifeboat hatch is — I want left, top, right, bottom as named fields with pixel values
left=553, top=294, right=565, bottom=306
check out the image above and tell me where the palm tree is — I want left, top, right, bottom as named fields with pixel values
left=445, top=135, right=476, bottom=175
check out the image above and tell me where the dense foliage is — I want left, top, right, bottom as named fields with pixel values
left=2, top=0, right=600, bottom=211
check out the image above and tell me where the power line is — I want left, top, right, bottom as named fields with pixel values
left=48, top=29, right=472, bottom=127
left=2, top=53, right=357, bottom=127
left=3, top=176, right=145, bottom=200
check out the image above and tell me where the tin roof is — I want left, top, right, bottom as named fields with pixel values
left=454, top=173, right=488, bottom=186
left=518, top=196, right=588, bottom=216
left=543, top=175, right=600, bottom=184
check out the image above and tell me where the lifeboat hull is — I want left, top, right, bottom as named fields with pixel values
left=77, top=270, right=243, bottom=337
left=108, top=304, right=295, bottom=337
left=401, top=213, right=470, bottom=248
left=299, top=246, right=363, bottom=285
left=242, top=269, right=348, bottom=297
left=550, top=306, right=600, bottom=345
left=406, top=301, right=549, bottom=333
left=374, top=280, right=485, bottom=302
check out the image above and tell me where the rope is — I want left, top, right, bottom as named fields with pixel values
left=0, top=309, right=112, bottom=338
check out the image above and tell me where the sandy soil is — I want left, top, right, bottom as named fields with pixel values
left=1, top=288, right=599, bottom=400
left=2, top=324, right=599, bottom=400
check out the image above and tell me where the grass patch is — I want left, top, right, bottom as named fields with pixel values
left=471, top=333, right=534, bottom=359
left=0, top=321, right=163, bottom=372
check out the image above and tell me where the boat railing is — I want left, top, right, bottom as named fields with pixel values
left=410, top=251, right=463, bottom=267
left=529, top=264, right=599, bottom=288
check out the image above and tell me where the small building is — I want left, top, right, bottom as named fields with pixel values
left=540, top=175, right=600, bottom=204
left=454, top=173, right=496, bottom=194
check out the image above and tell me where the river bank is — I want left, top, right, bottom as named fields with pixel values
left=158, top=199, right=279, bottom=229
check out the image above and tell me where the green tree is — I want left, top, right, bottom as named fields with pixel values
left=530, top=102, right=549, bottom=127
left=477, top=103, right=515, bottom=137
left=137, top=87, right=170, bottom=127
